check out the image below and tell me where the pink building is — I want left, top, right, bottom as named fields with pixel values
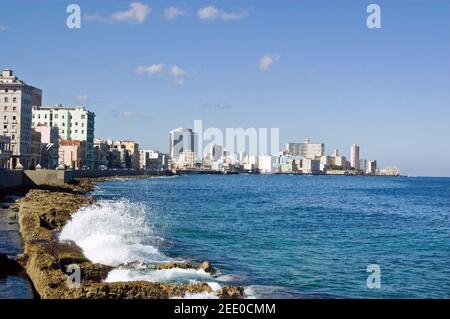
left=59, top=140, right=86, bottom=169
left=33, top=124, right=59, bottom=168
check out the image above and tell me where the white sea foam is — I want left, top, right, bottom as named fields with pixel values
left=105, top=267, right=216, bottom=284
left=59, top=197, right=244, bottom=298
left=59, top=199, right=168, bottom=266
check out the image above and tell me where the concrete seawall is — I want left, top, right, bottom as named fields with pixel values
left=0, top=169, right=148, bottom=192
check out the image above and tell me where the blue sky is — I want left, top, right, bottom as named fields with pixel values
left=1, top=0, right=449, bottom=176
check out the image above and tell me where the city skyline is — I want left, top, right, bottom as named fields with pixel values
left=1, top=1, right=449, bottom=176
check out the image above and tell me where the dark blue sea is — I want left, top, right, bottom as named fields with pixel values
left=59, top=175, right=450, bottom=298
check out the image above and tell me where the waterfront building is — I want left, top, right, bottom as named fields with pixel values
left=286, top=138, right=325, bottom=158
left=169, top=128, right=197, bottom=160
left=58, top=140, right=87, bottom=169
left=210, top=144, right=223, bottom=162
left=30, top=129, right=42, bottom=169
left=243, top=154, right=258, bottom=171
left=93, top=138, right=109, bottom=169
left=351, top=144, right=360, bottom=170
left=320, top=155, right=331, bottom=172
left=0, top=69, right=42, bottom=168
left=119, top=140, right=140, bottom=169
left=258, top=155, right=279, bottom=174
left=177, top=151, right=197, bottom=169
left=140, top=150, right=168, bottom=172
left=329, top=149, right=348, bottom=168
left=33, top=124, right=59, bottom=168
left=379, top=167, right=400, bottom=176
left=280, top=159, right=299, bottom=173
left=0, top=135, right=12, bottom=169
left=301, top=158, right=321, bottom=175
left=367, top=160, right=377, bottom=175
left=32, top=104, right=95, bottom=169
left=359, top=159, right=368, bottom=173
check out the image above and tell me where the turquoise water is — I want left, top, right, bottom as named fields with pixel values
left=87, top=175, right=450, bottom=298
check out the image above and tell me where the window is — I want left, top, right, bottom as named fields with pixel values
left=4, top=97, right=8, bottom=103
left=62, top=123, right=65, bottom=127
left=12, top=116, right=16, bottom=121
left=81, top=130, right=84, bottom=134
left=54, top=114, right=58, bottom=119
left=13, top=97, right=17, bottom=103
left=81, top=115, right=86, bottom=119
left=3, top=106, right=7, bottom=111
left=75, top=122, right=78, bottom=126
left=13, top=107, right=16, bottom=111
left=62, top=130, right=65, bottom=134
left=75, top=129, right=78, bottom=133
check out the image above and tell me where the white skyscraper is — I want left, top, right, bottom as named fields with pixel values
left=286, top=138, right=325, bottom=158
left=351, top=144, right=360, bottom=169
left=0, top=69, right=42, bottom=168
left=210, top=144, right=223, bottom=162
left=168, top=128, right=197, bottom=160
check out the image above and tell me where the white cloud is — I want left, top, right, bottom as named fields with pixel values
left=197, top=6, right=221, bottom=20
left=197, top=6, right=249, bottom=21
left=86, top=2, right=151, bottom=24
left=170, top=65, right=187, bottom=77
left=259, top=53, right=280, bottom=71
left=0, top=25, right=10, bottom=31
left=164, top=7, right=186, bottom=20
left=170, top=65, right=188, bottom=86
left=111, top=2, right=151, bottom=23
left=135, top=63, right=188, bottom=86
left=75, top=95, right=89, bottom=102
left=135, top=64, right=165, bottom=75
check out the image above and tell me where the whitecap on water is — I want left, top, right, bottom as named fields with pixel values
left=59, top=199, right=168, bottom=266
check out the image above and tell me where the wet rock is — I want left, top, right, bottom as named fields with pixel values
left=17, top=187, right=244, bottom=299
left=155, top=261, right=195, bottom=270
left=198, top=261, right=213, bottom=273
left=217, top=286, right=245, bottom=299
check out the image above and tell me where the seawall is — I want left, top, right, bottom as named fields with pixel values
left=0, top=169, right=149, bottom=193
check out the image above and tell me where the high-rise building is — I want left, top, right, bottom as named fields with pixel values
left=169, top=128, right=197, bottom=160
left=0, top=69, right=42, bottom=168
left=286, top=138, right=324, bottom=158
left=367, top=160, right=377, bottom=175
left=351, top=144, right=360, bottom=169
left=32, top=104, right=95, bottom=169
left=210, top=144, right=223, bottom=162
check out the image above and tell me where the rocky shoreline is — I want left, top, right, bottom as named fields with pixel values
left=5, top=177, right=244, bottom=299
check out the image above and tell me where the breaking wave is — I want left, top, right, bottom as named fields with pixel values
left=59, top=199, right=168, bottom=266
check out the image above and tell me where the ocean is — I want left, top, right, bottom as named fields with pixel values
left=58, top=175, right=450, bottom=298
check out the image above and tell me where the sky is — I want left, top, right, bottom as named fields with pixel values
left=0, top=0, right=449, bottom=176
